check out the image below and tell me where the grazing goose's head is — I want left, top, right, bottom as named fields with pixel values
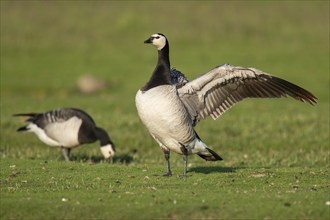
left=144, top=33, right=167, bottom=50
left=100, top=143, right=115, bottom=159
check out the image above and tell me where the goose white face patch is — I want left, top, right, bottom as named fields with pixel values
left=151, top=34, right=166, bottom=50
left=100, top=144, right=115, bottom=159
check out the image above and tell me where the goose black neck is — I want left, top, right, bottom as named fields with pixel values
left=158, top=43, right=170, bottom=67
left=141, top=42, right=171, bottom=91
left=95, top=127, right=115, bottom=150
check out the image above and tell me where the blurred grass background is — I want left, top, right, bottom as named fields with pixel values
left=0, top=1, right=329, bottom=219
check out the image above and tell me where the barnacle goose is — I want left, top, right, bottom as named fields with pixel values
left=135, top=33, right=317, bottom=177
left=14, top=108, right=115, bottom=161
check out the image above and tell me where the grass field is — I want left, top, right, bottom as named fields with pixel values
left=1, top=1, right=329, bottom=219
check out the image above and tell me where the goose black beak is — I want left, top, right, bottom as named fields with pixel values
left=144, top=37, right=153, bottom=44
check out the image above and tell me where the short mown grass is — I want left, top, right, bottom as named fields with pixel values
left=1, top=1, right=329, bottom=219
left=1, top=159, right=329, bottom=219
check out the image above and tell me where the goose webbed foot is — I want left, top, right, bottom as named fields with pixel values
left=163, top=171, right=172, bottom=177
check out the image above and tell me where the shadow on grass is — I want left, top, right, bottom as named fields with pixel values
left=189, top=166, right=238, bottom=174
left=151, top=166, right=238, bottom=177
left=72, top=152, right=135, bottom=164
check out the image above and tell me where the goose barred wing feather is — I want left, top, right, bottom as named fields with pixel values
left=177, top=64, right=317, bottom=125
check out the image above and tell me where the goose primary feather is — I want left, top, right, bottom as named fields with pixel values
left=135, top=33, right=317, bottom=177
left=14, top=108, right=115, bottom=161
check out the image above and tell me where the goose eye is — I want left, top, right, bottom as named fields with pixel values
left=155, top=36, right=160, bottom=39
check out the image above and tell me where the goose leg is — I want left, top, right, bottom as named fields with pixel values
left=163, top=150, right=172, bottom=176
left=62, top=147, right=71, bottom=162
left=180, top=144, right=188, bottom=177
left=182, top=154, right=188, bottom=177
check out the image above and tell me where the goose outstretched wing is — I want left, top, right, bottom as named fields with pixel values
left=177, top=64, right=317, bottom=126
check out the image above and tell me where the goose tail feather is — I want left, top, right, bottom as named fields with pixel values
left=198, top=147, right=223, bottom=161
left=17, top=126, right=29, bottom=132
left=13, top=113, right=38, bottom=117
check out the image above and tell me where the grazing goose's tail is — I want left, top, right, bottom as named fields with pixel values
left=13, top=113, right=39, bottom=132
left=13, top=113, right=38, bottom=117
left=16, top=126, right=29, bottom=132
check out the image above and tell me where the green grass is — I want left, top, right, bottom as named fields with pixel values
left=1, top=159, right=329, bottom=219
left=1, top=1, right=329, bottom=219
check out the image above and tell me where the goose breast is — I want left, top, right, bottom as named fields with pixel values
left=136, top=85, right=195, bottom=154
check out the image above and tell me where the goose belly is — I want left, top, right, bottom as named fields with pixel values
left=27, top=123, right=61, bottom=147
left=136, top=85, right=195, bottom=154
left=43, top=116, right=83, bottom=148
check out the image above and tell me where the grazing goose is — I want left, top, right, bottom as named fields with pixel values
left=135, top=33, right=317, bottom=177
left=14, top=108, right=115, bottom=161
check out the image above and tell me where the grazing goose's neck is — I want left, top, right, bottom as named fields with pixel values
left=142, top=43, right=171, bottom=91
left=96, top=127, right=115, bottom=158
left=95, top=127, right=114, bottom=147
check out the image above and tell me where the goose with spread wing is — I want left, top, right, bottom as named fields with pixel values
left=135, top=33, right=317, bottom=177
left=14, top=108, right=115, bottom=161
